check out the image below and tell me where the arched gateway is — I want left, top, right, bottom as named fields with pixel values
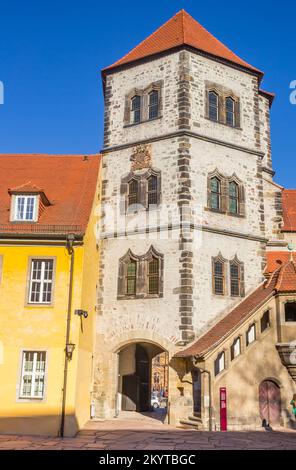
left=116, top=341, right=169, bottom=416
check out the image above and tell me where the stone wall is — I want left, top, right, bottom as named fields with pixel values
left=95, top=46, right=280, bottom=424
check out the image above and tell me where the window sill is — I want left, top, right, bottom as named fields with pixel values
left=204, top=116, right=242, bottom=130
left=204, top=207, right=226, bottom=215
left=125, top=205, right=160, bottom=216
left=214, top=368, right=227, bottom=379
left=17, top=397, right=45, bottom=403
left=25, top=303, right=54, bottom=308
left=124, top=115, right=163, bottom=128
left=205, top=207, right=245, bottom=218
left=117, top=293, right=163, bottom=300
left=10, top=220, right=38, bottom=224
left=230, top=353, right=241, bottom=364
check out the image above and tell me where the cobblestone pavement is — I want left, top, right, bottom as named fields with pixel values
left=0, top=414, right=295, bottom=450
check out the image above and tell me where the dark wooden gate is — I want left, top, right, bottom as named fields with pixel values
left=136, top=344, right=150, bottom=411
left=259, top=380, right=281, bottom=424
left=122, top=374, right=138, bottom=411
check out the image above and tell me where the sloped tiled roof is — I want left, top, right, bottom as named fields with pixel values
left=175, top=260, right=296, bottom=358
left=265, top=251, right=296, bottom=273
left=266, top=260, right=296, bottom=293
left=0, top=154, right=100, bottom=236
left=103, top=10, right=263, bottom=76
left=282, top=189, right=296, bottom=232
left=9, top=182, right=44, bottom=193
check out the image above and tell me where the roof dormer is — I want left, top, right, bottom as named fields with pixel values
left=8, top=182, right=51, bottom=222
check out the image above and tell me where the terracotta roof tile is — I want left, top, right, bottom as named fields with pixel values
left=0, top=154, right=100, bottom=236
left=265, top=251, right=295, bottom=273
left=104, top=10, right=263, bottom=76
left=9, top=182, right=44, bottom=193
left=282, top=189, right=296, bottom=232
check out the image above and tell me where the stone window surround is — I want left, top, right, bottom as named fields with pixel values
left=120, top=168, right=161, bottom=214
left=282, top=299, right=296, bottom=324
left=230, top=334, right=243, bottom=361
left=205, top=81, right=241, bottom=129
left=25, top=256, right=56, bottom=307
left=246, top=322, right=257, bottom=346
left=212, top=252, right=227, bottom=296
left=260, top=309, right=271, bottom=332
left=117, top=245, right=164, bottom=300
left=123, top=81, right=163, bottom=127
left=206, top=168, right=246, bottom=218
left=229, top=255, right=245, bottom=298
left=16, top=348, right=49, bottom=403
left=214, top=349, right=227, bottom=376
left=212, top=252, right=245, bottom=298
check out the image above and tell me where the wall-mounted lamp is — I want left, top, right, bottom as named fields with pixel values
left=65, top=342, right=75, bottom=360
left=74, top=309, right=88, bottom=319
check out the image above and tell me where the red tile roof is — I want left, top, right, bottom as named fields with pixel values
left=9, top=182, right=44, bottom=193
left=265, top=251, right=295, bottom=273
left=266, top=260, right=296, bottom=293
left=282, top=189, right=296, bottom=232
left=0, top=154, right=100, bottom=236
left=175, top=260, right=296, bottom=358
left=103, top=10, right=263, bottom=76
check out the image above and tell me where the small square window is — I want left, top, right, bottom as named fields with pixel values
left=14, top=195, right=38, bottom=221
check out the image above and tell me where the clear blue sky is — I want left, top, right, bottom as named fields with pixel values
left=0, top=0, right=295, bottom=187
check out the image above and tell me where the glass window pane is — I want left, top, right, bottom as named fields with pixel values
left=149, top=91, right=159, bottom=120
left=209, top=92, right=218, bottom=121
left=127, top=278, right=136, bottom=295
left=131, top=96, right=141, bottom=123
left=16, top=197, right=25, bottom=220
left=128, top=180, right=138, bottom=206
left=226, top=98, right=235, bottom=126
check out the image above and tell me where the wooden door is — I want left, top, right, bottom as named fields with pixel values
left=122, top=374, right=138, bottom=411
left=259, top=380, right=281, bottom=424
left=136, top=344, right=150, bottom=411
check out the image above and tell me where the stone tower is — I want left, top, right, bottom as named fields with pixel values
left=93, top=10, right=274, bottom=424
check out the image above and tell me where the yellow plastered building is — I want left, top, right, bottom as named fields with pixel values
left=0, top=154, right=101, bottom=436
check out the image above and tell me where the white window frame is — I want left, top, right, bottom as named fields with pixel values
left=28, top=259, right=54, bottom=304
left=19, top=351, right=46, bottom=399
left=246, top=324, right=256, bottom=346
left=13, top=195, right=38, bottom=222
left=215, top=351, right=225, bottom=375
left=232, top=337, right=241, bottom=359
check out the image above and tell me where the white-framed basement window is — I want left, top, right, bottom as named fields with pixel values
left=19, top=351, right=46, bottom=399
left=28, top=259, right=54, bottom=304
left=13, top=195, right=38, bottom=221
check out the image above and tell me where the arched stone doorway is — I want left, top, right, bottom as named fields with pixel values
left=116, top=341, right=168, bottom=416
left=259, top=379, right=281, bottom=425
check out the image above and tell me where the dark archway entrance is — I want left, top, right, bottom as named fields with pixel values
left=259, top=380, right=281, bottom=425
left=117, top=342, right=168, bottom=415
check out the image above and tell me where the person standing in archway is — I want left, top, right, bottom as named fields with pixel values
left=290, top=394, right=296, bottom=421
